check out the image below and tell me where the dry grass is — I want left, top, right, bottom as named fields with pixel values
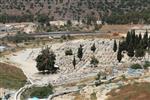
left=0, top=62, right=27, bottom=89
left=73, top=92, right=89, bottom=100
left=61, top=76, right=95, bottom=87
left=107, top=82, right=150, bottom=100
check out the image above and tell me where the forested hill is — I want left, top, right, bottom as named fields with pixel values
left=0, top=0, right=150, bottom=24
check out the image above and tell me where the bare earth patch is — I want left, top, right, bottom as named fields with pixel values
left=107, top=82, right=150, bottom=100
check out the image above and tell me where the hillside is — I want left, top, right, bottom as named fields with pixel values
left=0, top=0, right=150, bottom=24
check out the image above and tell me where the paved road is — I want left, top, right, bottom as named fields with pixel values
left=31, top=31, right=107, bottom=38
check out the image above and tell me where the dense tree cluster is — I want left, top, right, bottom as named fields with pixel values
left=36, top=47, right=58, bottom=74
left=116, top=30, right=150, bottom=62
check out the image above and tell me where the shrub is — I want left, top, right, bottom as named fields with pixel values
left=95, top=80, right=101, bottom=86
left=61, top=35, right=67, bottom=40
left=143, top=61, right=150, bottom=69
left=130, top=64, right=142, bottom=69
left=90, top=92, right=97, bottom=100
left=65, top=49, right=73, bottom=56
left=90, top=56, right=99, bottom=67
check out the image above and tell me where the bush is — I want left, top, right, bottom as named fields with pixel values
left=65, top=49, right=73, bottom=56
left=130, top=64, right=142, bottom=69
left=90, top=92, right=97, bottom=100
left=4, top=32, right=35, bottom=43
left=61, top=35, right=67, bottom=40
left=143, top=61, right=150, bottom=69
left=90, top=56, right=99, bottom=67
left=95, top=72, right=101, bottom=80
left=30, top=84, right=53, bottom=98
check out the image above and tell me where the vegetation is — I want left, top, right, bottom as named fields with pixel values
left=30, top=85, right=53, bottom=98
left=21, top=84, right=53, bottom=99
left=0, top=0, right=150, bottom=24
left=117, top=51, right=122, bottom=63
left=95, top=72, right=102, bottom=86
left=117, top=43, right=122, bottom=62
left=130, top=64, right=142, bottom=69
left=113, top=40, right=117, bottom=52
left=61, top=35, right=72, bottom=40
left=143, top=61, right=150, bottom=69
left=90, top=92, right=97, bottom=100
left=91, top=43, right=96, bottom=53
left=3, top=32, right=35, bottom=43
left=116, top=30, right=150, bottom=62
left=90, top=56, right=99, bottom=67
left=0, top=63, right=26, bottom=89
left=36, top=47, right=58, bottom=74
left=77, top=45, right=83, bottom=61
left=65, top=49, right=73, bottom=56
left=72, top=56, right=76, bottom=69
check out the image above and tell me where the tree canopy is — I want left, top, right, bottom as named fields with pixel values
left=36, top=47, right=58, bottom=74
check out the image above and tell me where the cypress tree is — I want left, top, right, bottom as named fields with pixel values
left=113, top=40, right=117, bottom=52
left=131, top=30, right=136, bottom=49
left=117, top=51, right=122, bottom=62
left=127, top=38, right=134, bottom=57
left=72, top=56, right=76, bottom=69
left=143, top=30, right=148, bottom=49
left=148, top=37, right=150, bottom=49
left=117, top=43, right=122, bottom=62
left=134, top=35, right=139, bottom=49
left=139, top=33, right=142, bottom=41
left=120, top=41, right=127, bottom=51
left=77, top=45, right=83, bottom=61
left=126, top=31, right=131, bottom=46
left=135, top=46, right=145, bottom=57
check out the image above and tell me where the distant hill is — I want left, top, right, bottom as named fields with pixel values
left=0, top=0, right=150, bottom=24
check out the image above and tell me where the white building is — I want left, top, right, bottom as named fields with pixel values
left=96, top=20, right=102, bottom=25
left=49, top=20, right=82, bottom=26
left=50, top=20, right=67, bottom=26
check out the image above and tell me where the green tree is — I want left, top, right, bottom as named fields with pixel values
left=135, top=41, right=145, bottom=57
left=77, top=45, right=83, bottom=61
left=143, top=30, right=148, bottom=49
left=113, top=40, right=117, bottom=52
left=126, top=31, right=131, bottom=45
left=72, top=56, right=76, bottom=69
left=36, top=47, right=57, bottom=74
left=36, top=14, right=49, bottom=25
left=91, top=43, right=96, bottom=52
left=148, top=37, right=150, bottom=49
left=127, top=38, right=134, bottom=57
